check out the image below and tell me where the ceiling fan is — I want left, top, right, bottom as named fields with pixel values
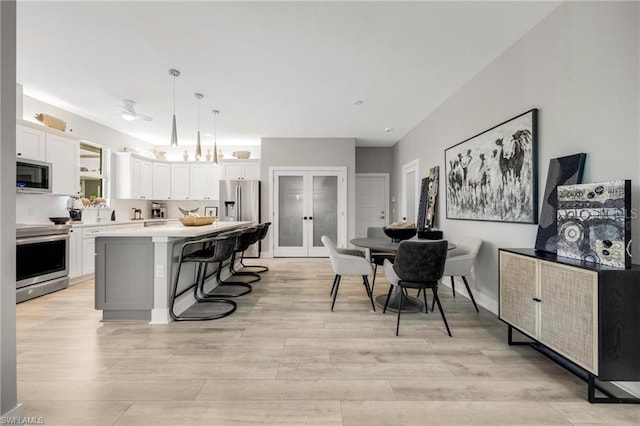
left=118, top=99, right=152, bottom=121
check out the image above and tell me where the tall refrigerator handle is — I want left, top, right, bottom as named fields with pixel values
left=236, top=185, right=242, bottom=221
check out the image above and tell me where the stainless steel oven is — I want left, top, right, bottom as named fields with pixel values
left=16, top=224, right=70, bottom=303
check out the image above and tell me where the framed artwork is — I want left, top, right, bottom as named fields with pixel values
left=557, top=180, right=631, bottom=269
left=204, top=206, right=218, bottom=217
left=445, top=109, right=538, bottom=223
left=417, top=166, right=440, bottom=229
left=534, top=153, right=587, bottom=253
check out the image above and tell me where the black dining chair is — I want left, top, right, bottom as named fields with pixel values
left=382, top=239, right=450, bottom=336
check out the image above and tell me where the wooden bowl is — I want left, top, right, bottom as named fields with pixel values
left=383, top=226, right=417, bottom=243
left=179, top=216, right=215, bottom=226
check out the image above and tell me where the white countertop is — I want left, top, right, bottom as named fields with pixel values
left=71, top=218, right=178, bottom=228
left=93, top=221, right=253, bottom=238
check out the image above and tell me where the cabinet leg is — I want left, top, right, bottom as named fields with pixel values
left=507, top=325, right=528, bottom=346
left=588, top=374, right=640, bottom=404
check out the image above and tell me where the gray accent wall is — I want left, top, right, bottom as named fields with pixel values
left=355, top=147, right=393, bottom=174
left=260, top=138, right=356, bottom=254
left=393, top=1, right=639, bottom=307
left=1, top=0, right=21, bottom=418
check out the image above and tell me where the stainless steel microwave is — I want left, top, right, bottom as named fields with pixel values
left=16, top=158, right=52, bottom=193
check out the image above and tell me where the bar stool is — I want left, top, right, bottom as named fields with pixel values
left=210, top=228, right=257, bottom=297
left=225, top=227, right=262, bottom=284
left=169, top=235, right=237, bottom=322
left=238, top=222, right=271, bottom=273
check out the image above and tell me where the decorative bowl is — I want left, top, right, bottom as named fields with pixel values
left=179, top=216, right=215, bottom=226
left=383, top=226, right=417, bottom=243
left=49, top=217, right=71, bottom=225
left=232, top=150, right=251, bottom=159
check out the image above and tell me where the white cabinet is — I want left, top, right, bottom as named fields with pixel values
left=16, top=125, right=46, bottom=161
left=46, top=133, right=80, bottom=195
left=170, top=163, right=190, bottom=200
left=68, top=227, right=82, bottom=279
left=152, top=162, right=172, bottom=200
left=189, top=163, right=219, bottom=200
left=221, top=160, right=260, bottom=180
left=81, top=226, right=106, bottom=276
left=114, top=153, right=153, bottom=199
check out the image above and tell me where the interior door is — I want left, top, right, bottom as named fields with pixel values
left=355, top=174, right=389, bottom=237
left=273, top=169, right=346, bottom=257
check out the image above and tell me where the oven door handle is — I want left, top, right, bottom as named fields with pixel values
left=16, top=234, right=69, bottom=246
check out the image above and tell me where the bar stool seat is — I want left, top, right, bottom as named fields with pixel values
left=169, top=235, right=238, bottom=322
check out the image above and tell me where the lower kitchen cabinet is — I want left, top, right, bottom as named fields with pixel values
left=68, top=227, right=82, bottom=279
left=499, top=249, right=640, bottom=402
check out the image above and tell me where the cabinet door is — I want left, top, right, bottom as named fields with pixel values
left=16, top=125, right=46, bottom=161
left=68, top=227, right=81, bottom=279
left=243, top=163, right=260, bottom=180
left=222, top=164, right=243, bottom=180
left=152, top=162, right=172, bottom=200
left=189, top=164, right=213, bottom=200
left=139, top=160, right=153, bottom=199
left=46, top=134, right=79, bottom=196
left=210, top=165, right=221, bottom=200
left=81, top=238, right=96, bottom=276
left=499, top=252, right=539, bottom=339
left=170, top=163, right=190, bottom=200
left=539, top=261, right=598, bottom=374
left=130, top=157, right=142, bottom=199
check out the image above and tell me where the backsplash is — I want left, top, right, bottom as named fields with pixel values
left=16, top=194, right=68, bottom=224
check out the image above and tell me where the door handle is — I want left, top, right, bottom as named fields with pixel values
left=309, top=217, right=313, bottom=220
left=303, top=216, right=308, bottom=220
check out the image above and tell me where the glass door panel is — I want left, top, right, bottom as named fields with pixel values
left=277, top=175, right=305, bottom=249
left=311, top=175, right=338, bottom=248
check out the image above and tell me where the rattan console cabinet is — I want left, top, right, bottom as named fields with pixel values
left=499, top=248, right=640, bottom=403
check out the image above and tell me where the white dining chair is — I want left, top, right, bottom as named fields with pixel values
left=443, top=238, right=482, bottom=312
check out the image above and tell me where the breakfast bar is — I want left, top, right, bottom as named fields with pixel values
left=93, top=221, right=253, bottom=324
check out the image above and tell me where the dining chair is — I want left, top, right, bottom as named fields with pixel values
left=366, top=226, right=395, bottom=293
left=383, top=240, right=450, bottom=336
left=321, top=235, right=376, bottom=312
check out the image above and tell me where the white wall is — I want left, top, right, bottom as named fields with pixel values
left=260, top=138, right=356, bottom=255
left=392, top=0, right=639, bottom=395
left=0, top=0, right=22, bottom=419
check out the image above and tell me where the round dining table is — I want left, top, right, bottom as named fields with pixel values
left=350, top=237, right=456, bottom=313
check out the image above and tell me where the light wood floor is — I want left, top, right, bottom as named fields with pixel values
left=16, top=258, right=639, bottom=425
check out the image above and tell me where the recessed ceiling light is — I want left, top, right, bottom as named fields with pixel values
left=384, top=127, right=393, bottom=133
left=352, top=100, right=363, bottom=106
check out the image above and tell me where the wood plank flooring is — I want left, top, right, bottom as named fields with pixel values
left=16, top=258, right=640, bottom=425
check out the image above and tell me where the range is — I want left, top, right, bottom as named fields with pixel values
left=16, top=223, right=71, bottom=303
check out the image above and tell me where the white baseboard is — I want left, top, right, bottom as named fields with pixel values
left=261, top=251, right=273, bottom=258
left=439, top=277, right=498, bottom=315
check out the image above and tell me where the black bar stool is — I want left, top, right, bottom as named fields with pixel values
left=169, top=235, right=237, bottom=322
left=223, top=227, right=261, bottom=285
left=238, top=222, right=271, bottom=273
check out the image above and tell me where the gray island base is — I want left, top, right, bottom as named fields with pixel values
left=94, top=221, right=254, bottom=324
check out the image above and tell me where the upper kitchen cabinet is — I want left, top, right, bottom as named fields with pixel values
left=220, top=159, right=260, bottom=180
left=47, top=134, right=80, bottom=195
left=170, top=163, right=190, bottom=200
left=189, top=163, right=220, bottom=200
left=16, top=124, right=46, bottom=161
left=152, top=162, right=171, bottom=200
left=113, top=152, right=153, bottom=199
left=16, top=121, right=80, bottom=195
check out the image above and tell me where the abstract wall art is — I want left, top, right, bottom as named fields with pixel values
left=557, top=180, right=631, bottom=269
left=417, top=166, right=440, bottom=229
left=445, top=109, right=538, bottom=223
left=534, top=153, right=587, bottom=253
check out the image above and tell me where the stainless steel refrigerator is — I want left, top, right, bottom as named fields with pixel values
left=219, top=180, right=261, bottom=257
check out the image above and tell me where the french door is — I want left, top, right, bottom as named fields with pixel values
left=273, top=168, right=347, bottom=257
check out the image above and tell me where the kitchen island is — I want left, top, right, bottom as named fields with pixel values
left=94, top=221, right=253, bottom=324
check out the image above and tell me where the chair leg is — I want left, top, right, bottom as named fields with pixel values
left=383, top=285, right=393, bottom=314
left=330, top=274, right=339, bottom=297
left=462, top=276, right=480, bottom=313
left=363, top=276, right=376, bottom=312
left=371, top=263, right=378, bottom=294
left=330, top=275, right=341, bottom=311
left=432, top=287, right=452, bottom=337
left=396, top=288, right=403, bottom=336
left=451, top=276, right=456, bottom=297
left=421, top=287, right=429, bottom=315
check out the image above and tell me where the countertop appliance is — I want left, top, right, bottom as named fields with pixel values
left=16, top=223, right=71, bottom=302
left=16, top=158, right=52, bottom=193
left=219, top=179, right=261, bottom=257
left=151, top=202, right=167, bottom=218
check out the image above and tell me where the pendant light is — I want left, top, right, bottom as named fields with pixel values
left=194, top=93, right=203, bottom=160
left=168, top=69, right=180, bottom=146
left=212, top=109, right=220, bottom=165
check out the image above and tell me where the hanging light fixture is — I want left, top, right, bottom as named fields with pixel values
left=168, top=69, right=180, bottom=146
left=194, top=93, right=203, bottom=160
left=212, top=109, right=220, bottom=165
